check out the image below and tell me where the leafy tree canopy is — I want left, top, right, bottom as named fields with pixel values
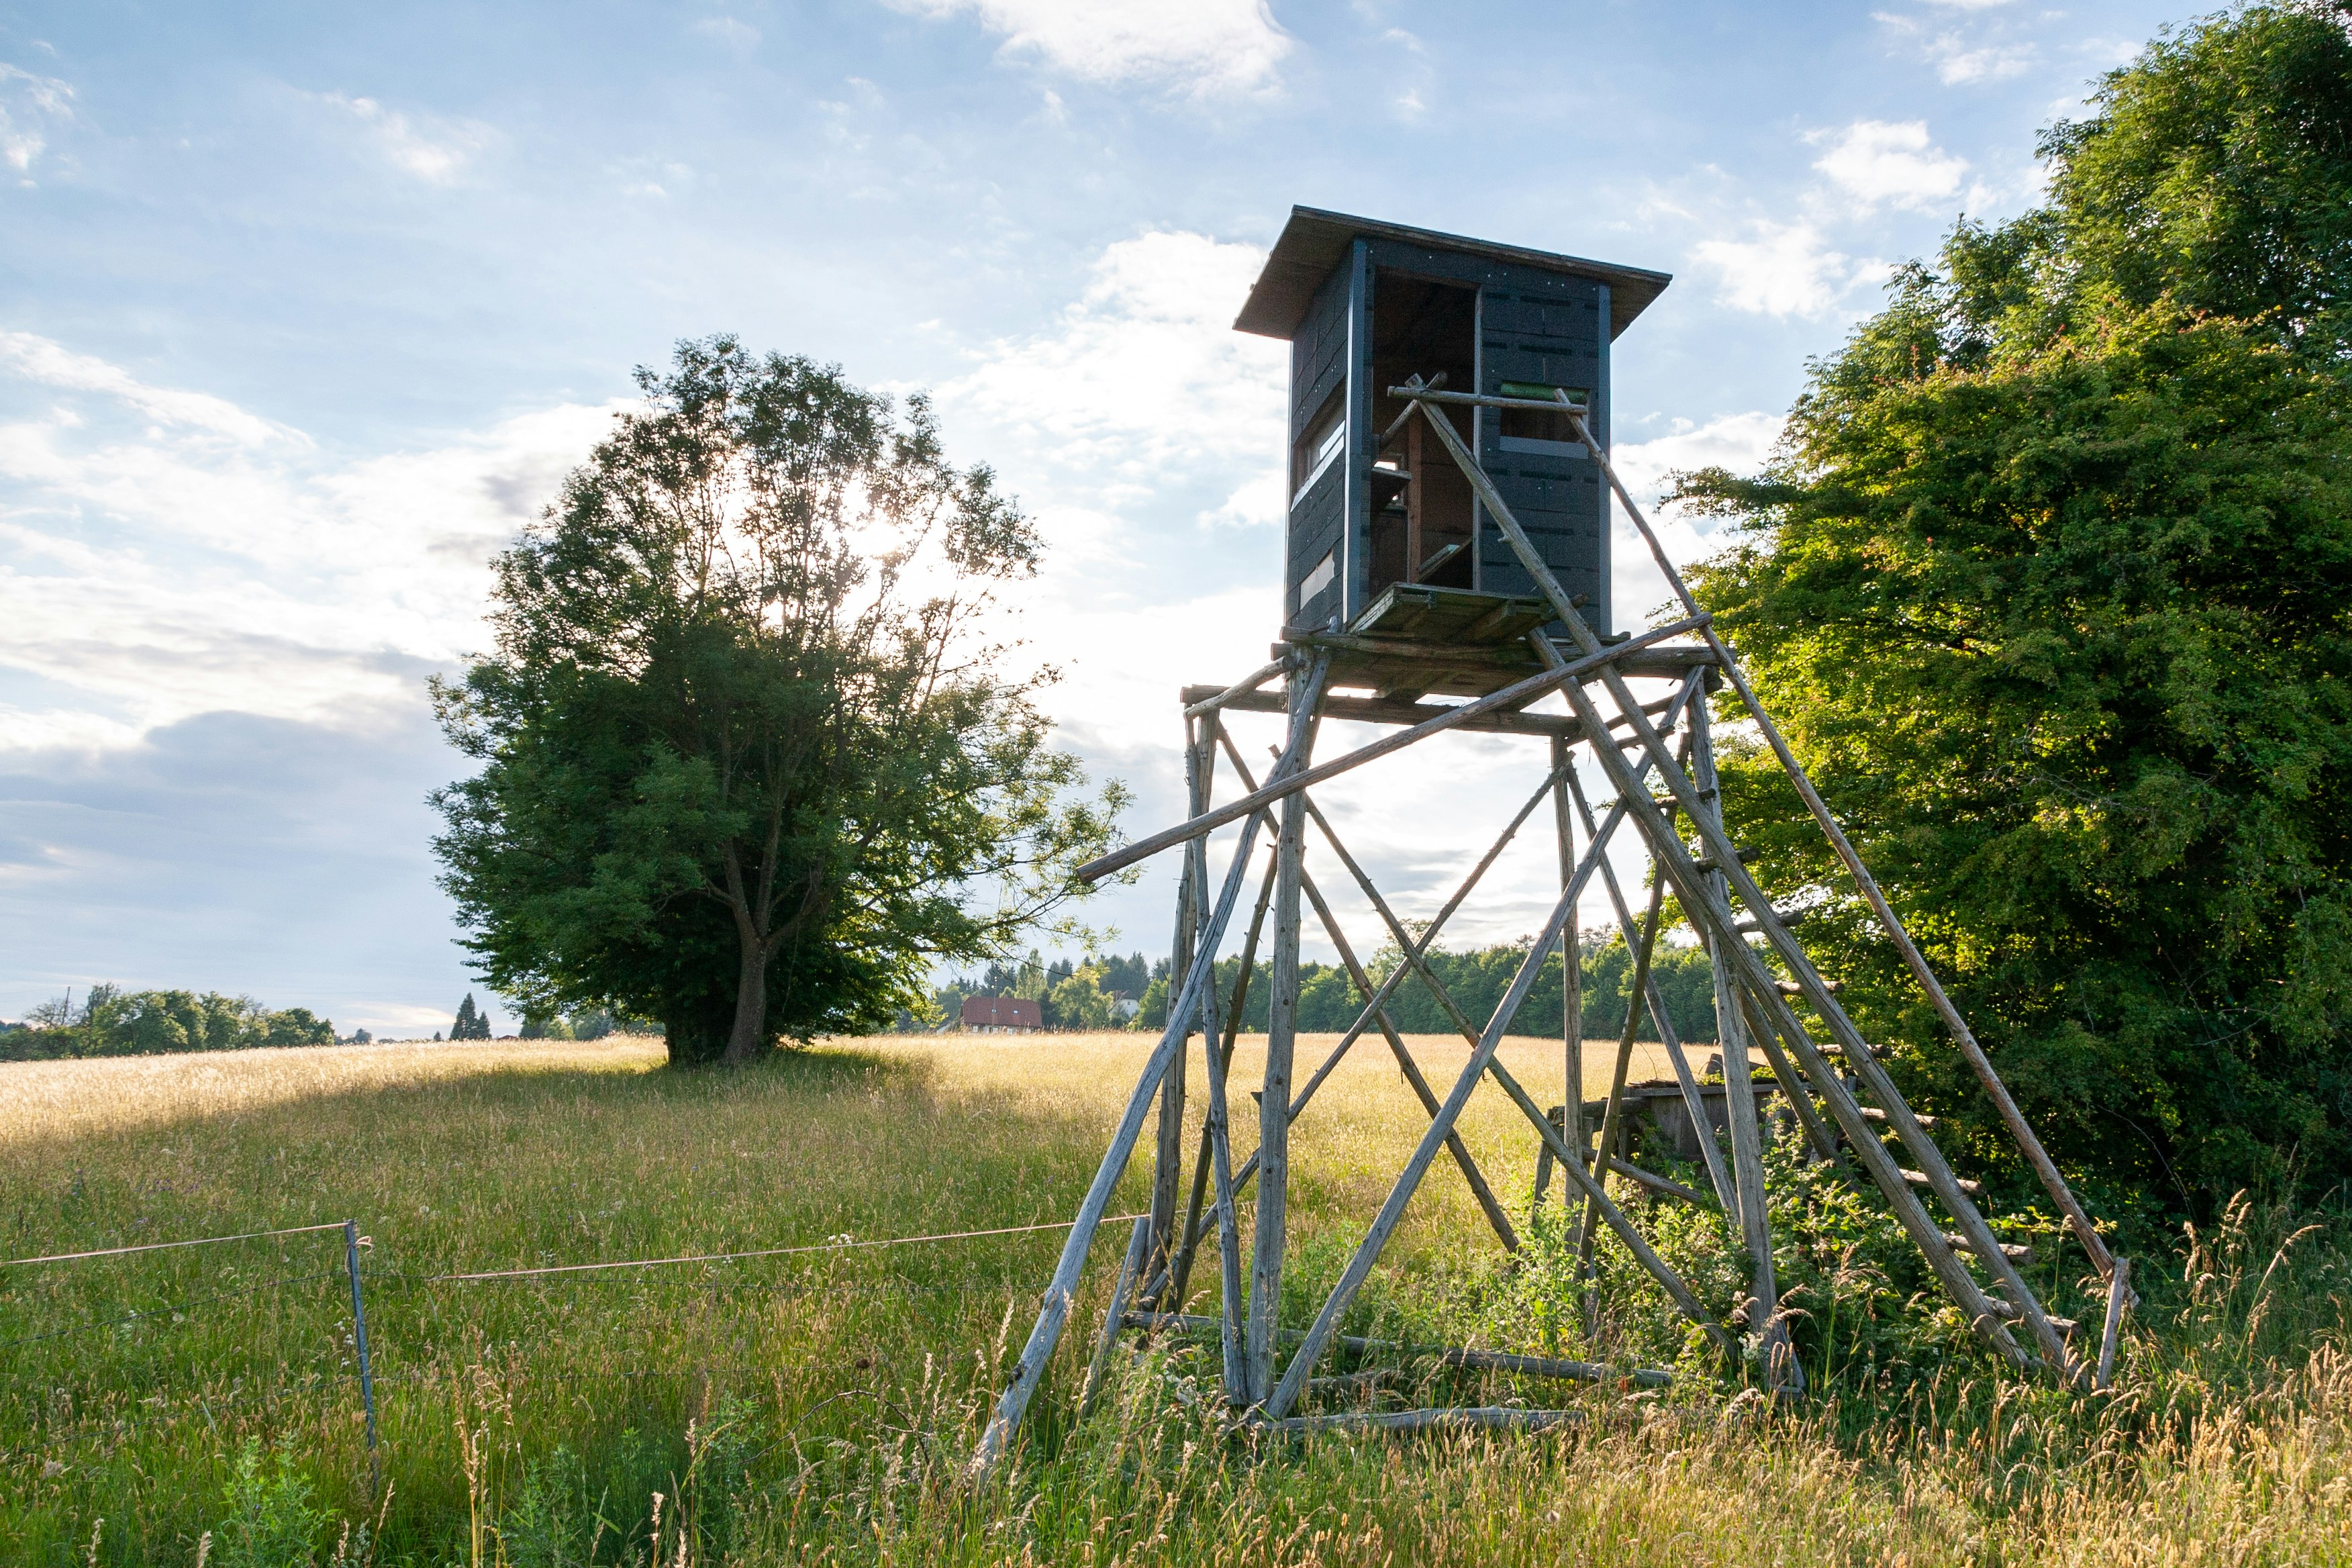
left=432, top=338, right=1123, bottom=1066
left=1678, top=1, right=2352, bottom=1211
left=7, top=985, right=336, bottom=1060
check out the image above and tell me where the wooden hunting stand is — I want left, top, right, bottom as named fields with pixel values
left=971, top=209, right=2132, bottom=1471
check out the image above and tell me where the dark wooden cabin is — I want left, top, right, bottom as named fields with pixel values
left=1233, top=207, right=1671, bottom=639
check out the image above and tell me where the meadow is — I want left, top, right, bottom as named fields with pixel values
left=2, top=1032, right=2349, bottom=1566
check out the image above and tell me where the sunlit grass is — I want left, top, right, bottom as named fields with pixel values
left=2, top=1032, right=2348, bottom=1565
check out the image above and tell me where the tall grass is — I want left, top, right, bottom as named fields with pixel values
left=1, top=1034, right=2347, bottom=1565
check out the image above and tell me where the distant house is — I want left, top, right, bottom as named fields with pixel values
left=961, top=995, right=1043, bottom=1034
left=1111, top=993, right=1141, bottom=1021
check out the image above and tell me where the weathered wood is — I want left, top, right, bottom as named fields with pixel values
left=1263, top=871, right=1734, bottom=1420
left=1202, top=933, right=1248, bottom=1406
left=2096, top=1256, right=2133, bottom=1389
left=1581, top=871, right=1671, bottom=1271
left=1148, top=716, right=1214, bottom=1295
left=1405, top=391, right=2050, bottom=1371
left=1259, top=875, right=1588, bottom=1421
left=1080, top=1218, right=1150, bottom=1418
left=1183, top=658, right=1287, bottom=718
left=1260, top=1408, right=1584, bottom=1436
left=970, top=655, right=1329, bottom=1475
left=1553, top=732, right=1583, bottom=1224
left=1163, top=840, right=1277, bottom=1309
left=1248, top=667, right=1320, bottom=1403
left=1479, top=1048, right=1742, bottom=1367
left=1562, top=764, right=1738, bottom=1213
left=1735, top=987, right=1844, bottom=1166
left=1124, top=1312, right=1671, bottom=1387
left=1077, top=616, right=1709, bottom=884
left=1181, top=683, right=1687, bottom=741
left=1216, top=734, right=1520, bottom=1253
left=1562, top=395, right=2119, bottom=1295
left=1692, top=694, right=1798, bottom=1393
left=1175, top=755, right=1632, bottom=1261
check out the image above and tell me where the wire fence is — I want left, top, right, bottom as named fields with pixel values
left=0, top=1211, right=1153, bottom=1463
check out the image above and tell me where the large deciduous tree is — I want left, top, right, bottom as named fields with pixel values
left=432, top=338, right=1124, bottom=1066
left=1679, top=2, right=2352, bottom=1210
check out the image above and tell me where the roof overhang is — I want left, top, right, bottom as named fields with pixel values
left=1233, top=206, right=1672, bottom=342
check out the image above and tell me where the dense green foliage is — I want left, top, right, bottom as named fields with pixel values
left=0, top=983, right=334, bottom=1061
left=1133, top=936, right=1720, bottom=1044
left=432, top=338, right=1122, bottom=1066
left=1679, top=2, right=2352, bottom=1209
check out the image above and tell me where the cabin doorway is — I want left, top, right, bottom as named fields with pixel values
left=1367, top=271, right=1477, bottom=602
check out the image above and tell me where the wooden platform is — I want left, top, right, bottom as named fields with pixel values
left=1275, top=584, right=1715, bottom=703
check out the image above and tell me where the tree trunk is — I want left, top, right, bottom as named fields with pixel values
left=725, top=918, right=770, bottom=1065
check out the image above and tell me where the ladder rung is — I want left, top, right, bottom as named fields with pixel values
left=1734, top=908, right=1810, bottom=934
left=1821, top=1040, right=1884, bottom=1059
left=1985, top=1296, right=2077, bottom=1334
left=1694, top=846, right=1759, bottom=873
left=1857, top=1106, right=1935, bottom=1128
left=1900, top=1168, right=1984, bottom=1197
left=1774, top=977, right=1845, bottom=997
left=1947, top=1232, right=2033, bottom=1263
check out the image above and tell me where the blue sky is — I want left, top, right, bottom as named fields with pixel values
left=1, top=0, right=2189, bottom=1035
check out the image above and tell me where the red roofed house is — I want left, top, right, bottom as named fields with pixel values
left=960, top=995, right=1043, bottom=1034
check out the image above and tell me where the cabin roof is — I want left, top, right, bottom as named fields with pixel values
left=1233, top=205, right=1673, bottom=342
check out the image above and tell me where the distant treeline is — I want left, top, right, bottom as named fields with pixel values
left=1, top=985, right=336, bottom=1061
left=1138, top=934, right=1720, bottom=1043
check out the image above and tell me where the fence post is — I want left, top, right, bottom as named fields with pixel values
left=343, top=1220, right=379, bottom=1457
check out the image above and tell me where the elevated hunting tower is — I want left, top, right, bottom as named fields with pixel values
left=972, top=208, right=2135, bottom=1469
left=1238, top=207, right=1668, bottom=637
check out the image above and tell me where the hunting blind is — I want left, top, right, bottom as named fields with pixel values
left=971, top=208, right=2133, bottom=1468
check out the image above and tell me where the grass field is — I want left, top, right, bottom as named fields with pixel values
left=3, top=1032, right=2349, bottom=1565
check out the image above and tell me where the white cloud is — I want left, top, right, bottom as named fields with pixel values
left=1810, top=119, right=1968, bottom=213
left=320, top=93, right=491, bottom=185
left=935, top=230, right=1284, bottom=496
left=0, top=332, right=306, bottom=448
left=1692, top=221, right=1883, bottom=318
left=1605, top=412, right=1782, bottom=626
left=1612, top=412, right=1783, bottom=505
left=1874, top=10, right=2039, bottom=85
left=886, top=0, right=1292, bottom=97
left=692, top=15, right=762, bottom=51
left=0, top=61, right=73, bottom=175
left=0, top=334, right=620, bottom=748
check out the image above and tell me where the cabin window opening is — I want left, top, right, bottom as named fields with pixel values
left=1291, top=390, right=1346, bottom=507
left=1496, top=381, right=1589, bottom=456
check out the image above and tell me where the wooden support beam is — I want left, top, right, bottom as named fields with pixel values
left=1692, top=693, right=1799, bottom=1393
left=1124, top=1312, right=1671, bottom=1387
left=969, top=653, right=1330, bottom=1476
left=1079, top=1218, right=1150, bottom=1418
left=1259, top=1408, right=1583, bottom=1436
left=1248, top=664, right=1323, bottom=1405
left=1261, top=867, right=1738, bottom=1420
left=2096, top=1257, right=2133, bottom=1389
left=1552, top=732, right=1583, bottom=1228
left=1562, top=763, right=1738, bottom=1214
left=1404, top=388, right=2060, bottom=1373
left=1213, top=734, right=1522, bottom=1256
left=1559, top=394, right=2119, bottom=1297
left=1079, top=615, right=1709, bottom=884
left=1183, top=658, right=1287, bottom=718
